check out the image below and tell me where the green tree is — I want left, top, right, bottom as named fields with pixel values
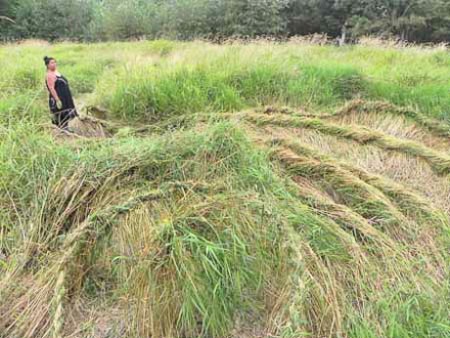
left=285, top=0, right=367, bottom=42
left=210, top=0, right=290, bottom=37
left=0, top=0, right=17, bottom=39
left=156, top=0, right=212, bottom=39
left=10, top=0, right=96, bottom=40
left=99, top=0, right=157, bottom=40
left=1, top=0, right=449, bottom=42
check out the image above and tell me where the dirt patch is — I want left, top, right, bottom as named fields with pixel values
left=50, top=115, right=112, bottom=142
left=70, top=116, right=112, bottom=138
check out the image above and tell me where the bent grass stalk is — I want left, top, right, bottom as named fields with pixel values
left=245, top=112, right=450, bottom=175
left=1, top=190, right=167, bottom=338
left=282, top=177, right=398, bottom=252
left=276, top=137, right=449, bottom=228
left=234, top=100, right=450, bottom=142
left=271, top=147, right=408, bottom=230
left=331, top=99, right=450, bottom=138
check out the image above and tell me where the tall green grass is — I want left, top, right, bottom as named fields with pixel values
left=95, top=48, right=369, bottom=122
left=89, top=42, right=450, bottom=122
left=2, top=41, right=449, bottom=124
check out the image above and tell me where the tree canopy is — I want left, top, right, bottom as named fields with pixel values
left=1, top=0, right=449, bottom=42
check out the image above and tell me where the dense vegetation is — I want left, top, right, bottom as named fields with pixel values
left=0, top=40, right=449, bottom=338
left=1, top=0, right=450, bottom=42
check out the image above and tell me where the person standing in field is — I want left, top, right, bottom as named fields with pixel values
left=44, top=56, right=78, bottom=131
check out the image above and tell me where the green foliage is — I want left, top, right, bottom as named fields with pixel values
left=6, top=0, right=96, bottom=40
left=95, top=47, right=372, bottom=122
left=211, top=0, right=290, bottom=37
left=1, top=0, right=449, bottom=42
left=285, top=0, right=450, bottom=43
left=90, top=43, right=449, bottom=122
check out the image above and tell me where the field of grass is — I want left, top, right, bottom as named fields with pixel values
left=0, top=40, right=449, bottom=338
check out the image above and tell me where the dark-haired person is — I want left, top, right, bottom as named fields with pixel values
left=44, top=56, right=78, bottom=130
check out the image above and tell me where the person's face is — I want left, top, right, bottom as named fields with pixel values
left=48, top=59, right=57, bottom=71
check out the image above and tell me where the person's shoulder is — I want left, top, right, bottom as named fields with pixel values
left=46, top=72, right=57, bottom=80
left=46, top=72, right=57, bottom=85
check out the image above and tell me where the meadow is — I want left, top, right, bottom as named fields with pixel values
left=0, top=40, right=449, bottom=338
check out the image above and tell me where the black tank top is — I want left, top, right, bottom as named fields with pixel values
left=45, top=74, right=76, bottom=112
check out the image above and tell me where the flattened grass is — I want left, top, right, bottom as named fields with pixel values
left=246, top=112, right=450, bottom=175
left=1, top=40, right=450, bottom=338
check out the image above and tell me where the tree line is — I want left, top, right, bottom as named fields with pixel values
left=1, top=0, right=449, bottom=43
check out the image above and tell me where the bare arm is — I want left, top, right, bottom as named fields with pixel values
left=46, top=73, right=60, bottom=102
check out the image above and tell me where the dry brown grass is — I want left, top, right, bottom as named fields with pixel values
left=258, top=99, right=450, bottom=150
left=330, top=109, right=450, bottom=151
left=262, top=125, right=450, bottom=215
left=276, top=137, right=448, bottom=224
left=245, top=112, right=450, bottom=175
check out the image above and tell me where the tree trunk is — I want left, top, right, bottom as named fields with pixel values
left=339, top=24, right=347, bottom=46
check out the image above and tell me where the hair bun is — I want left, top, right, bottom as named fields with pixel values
left=43, top=56, right=54, bottom=66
